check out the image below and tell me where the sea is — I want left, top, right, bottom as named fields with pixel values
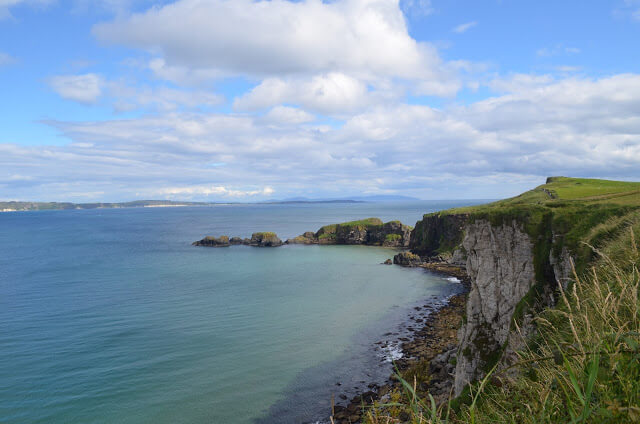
left=0, top=200, right=481, bottom=423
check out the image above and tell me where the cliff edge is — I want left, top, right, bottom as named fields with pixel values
left=409, top=176, right=640, bottom=395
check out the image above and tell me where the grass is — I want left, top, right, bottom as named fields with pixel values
left=385, top=234, right=402, bottom=242
left=361, top=179, right=640, bottom=424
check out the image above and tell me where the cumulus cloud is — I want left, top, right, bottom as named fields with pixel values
left=234, top=73, right=372, bottom=114
left=94, top=0, right=441, bottom=78
left=157, top=185, right=274, bottom=198
left=49, top=73, right=103, bottom=104
left=92, top=0, right=460, bottom=108
left=262, top=106, right=315, bottom=125
left=3, top=73, right=640, bottom=201
left=453, top=21, right=477, bottom=33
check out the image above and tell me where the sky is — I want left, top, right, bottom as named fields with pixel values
left=1, top=0, right=640, bottom=202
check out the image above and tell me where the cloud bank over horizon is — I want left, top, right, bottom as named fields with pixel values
left=1, top=0, right=640, bottom=202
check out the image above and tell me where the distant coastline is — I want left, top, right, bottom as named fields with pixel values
left=0, top=198, right=389, bottom=212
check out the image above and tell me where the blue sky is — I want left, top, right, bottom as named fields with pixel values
left=1, top=0, right=640, bottom=201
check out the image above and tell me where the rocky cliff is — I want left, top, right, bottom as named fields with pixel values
left=409, top=209, right=573, bottom=396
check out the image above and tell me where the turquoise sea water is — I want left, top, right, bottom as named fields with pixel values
left=0, top=201, right=479, bottom=423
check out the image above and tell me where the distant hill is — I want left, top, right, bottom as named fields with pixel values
left=1, top=194, right=422, bottom=211
left=347, top=195, right=420, bottom=202
left=0, top=200, right=208, bottom=212
left=263, top=194, right=420, bottom=203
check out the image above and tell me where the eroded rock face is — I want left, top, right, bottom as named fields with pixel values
left=192, top=235, right=230, bottom=247
left=453, top=219, right=535, bottom=395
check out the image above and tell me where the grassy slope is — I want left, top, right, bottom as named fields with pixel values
left=442, top=177, right=640, bottom=272
left=364, top=177, right=640, bottom=424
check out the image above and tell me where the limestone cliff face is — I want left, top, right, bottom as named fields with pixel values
left=453, top=220, right=536, bottom=394
left=409, top=213, right=573, bottom=396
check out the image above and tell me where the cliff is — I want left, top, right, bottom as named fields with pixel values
left=286, top=218, right=412, bottom=247
left=408, top=177, right=640, bottom=396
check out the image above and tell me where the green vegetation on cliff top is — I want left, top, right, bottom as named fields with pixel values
left=429, top=177, right=640, bottom=272
left=447, top=176, right=640, bottom=213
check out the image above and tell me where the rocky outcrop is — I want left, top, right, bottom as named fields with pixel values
left=193, top=232, right=283, bottom=247
left=192, top=235, right=231, bottom=247
left=247, top=232, right=283, bottom=247
left=393, top=251, right=423, bottom=266
left=286, top=218, right=412, bottom=247
left=229, top=237, right=244, bottom=245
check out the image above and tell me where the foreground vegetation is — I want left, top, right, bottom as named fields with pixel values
left=363, top=178, right=640, bottom=423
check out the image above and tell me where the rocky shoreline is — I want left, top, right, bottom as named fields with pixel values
left=330, top=261, right=469, bottom=424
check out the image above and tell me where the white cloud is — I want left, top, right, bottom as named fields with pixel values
left=234, top=73, right=372, bottom=114
left=4, top=73, right=640, bottom=201
left=453, top=21, right=477, bottom=33
left=537, top=44, right=581, bottom=57
left=109, top=82, right=223, bottom=112
left=94, top=0, right=439, bottom=79
left=49, top=73, right=103, bottom=104
left=157, top=185, right=274, bottom=198
left=262, top=106, right=315, bottom=125
left=93, top=0, right=460, bottom=105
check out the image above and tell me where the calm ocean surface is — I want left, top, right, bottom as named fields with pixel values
left=0, top=201, right=481, bottom=423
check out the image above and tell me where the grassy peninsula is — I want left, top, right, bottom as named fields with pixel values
left=362, top=177, right=640, bottom=424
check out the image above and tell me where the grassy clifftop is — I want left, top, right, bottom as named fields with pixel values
left=449, top=176, right=640, bottom=211
left=414, top=177, right=640, bottom=272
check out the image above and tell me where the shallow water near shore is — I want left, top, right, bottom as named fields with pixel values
left=0, top=201, right=478, bottom=423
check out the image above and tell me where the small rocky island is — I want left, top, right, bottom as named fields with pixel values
left=193, top=232, right=283, bottom=247
left=286, top=218, right=412, bottom=247
left=193, top=217, right=413, bottom=249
